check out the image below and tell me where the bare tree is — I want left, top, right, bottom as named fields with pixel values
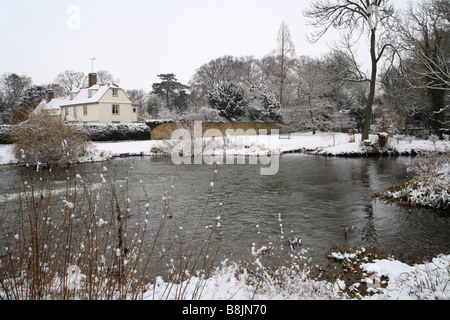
left=97, top=70, right=120, bottom=85
left=126, top=89, right=148, bottom=119
left=401, top=0, right=450, bottom=90
left=399, top=0, right=450, bottom=129
left=381, top=63, right=431, bottom=129
left=54, top=70, right=87, bottom=95
left=277, top=21, right=296, bottom=107
left=304, top=0, right=398, bottom=140
left=291, top=53, right=362, bottom=134
left=294, top=56, right=332, bottom=134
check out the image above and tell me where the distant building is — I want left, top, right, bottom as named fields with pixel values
left=34, top=73, right=138, bottom=124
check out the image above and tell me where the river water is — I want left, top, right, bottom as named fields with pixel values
left=1, top=154, right=449, bottom=265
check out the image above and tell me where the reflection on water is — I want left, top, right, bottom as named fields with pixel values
left=1, top=154, right=449, bottom=264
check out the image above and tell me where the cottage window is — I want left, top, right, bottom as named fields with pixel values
left=112, top=104, right=120, bottom=114
left=112, top=89, right=118, bottom=97
left=65, top=107, right=69, bottom=116
left=83, top=105, right=88, bottom=116
left=133, top=106, right=137, bottom=113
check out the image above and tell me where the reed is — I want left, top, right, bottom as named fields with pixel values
left=0, top=163, right=223, bottom=300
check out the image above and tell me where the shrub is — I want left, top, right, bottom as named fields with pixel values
left=9, top=112, right=90, bottom=169
left=375, top=113, right=396, bottom=148
left=208, top=82, right=247, bottom=122
left=374, top=153, right=450, bottom=210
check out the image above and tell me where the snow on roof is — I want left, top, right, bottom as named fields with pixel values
left=33, top=100, right=63, bottom=116
left=60, top=83, right=119, bottom=107
left=37, top=83, right=121, bottom=113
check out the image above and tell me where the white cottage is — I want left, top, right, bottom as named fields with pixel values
left=35, top=73, right=138, bottom=124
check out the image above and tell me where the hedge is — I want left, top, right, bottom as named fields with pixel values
left=0, top=123, right=151, bottom=144
left=73, top=123, right=151, bottom=142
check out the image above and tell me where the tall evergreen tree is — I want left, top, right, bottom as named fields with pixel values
left=151, top=74, right=189, bottom=112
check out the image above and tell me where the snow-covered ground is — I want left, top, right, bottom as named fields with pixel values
left=361, top=254, right=450, bottom=300
left=141, top=253, right=450, bottom=300
left=1, top=132, right=449, bottom=166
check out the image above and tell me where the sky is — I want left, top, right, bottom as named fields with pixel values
left=0, top=0, right=413, bottom=91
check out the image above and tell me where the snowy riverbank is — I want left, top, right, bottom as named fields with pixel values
left=375, top=154, right=450, bottom=210
left=0, top=132, right=449, bottom=300
left=140, top=252, right=450, bottom=300
left=1, top=132, right=449, bottom=166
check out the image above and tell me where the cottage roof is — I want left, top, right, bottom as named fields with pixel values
left=36, top=83, right=121, bottom=113
left=33, top=99, right=64, bottom=116
left=35, top=82, right=132, bottom=120
left=59, top=83, right=120, bottom=107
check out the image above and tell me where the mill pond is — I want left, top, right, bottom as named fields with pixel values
left=1, top=154, right=449, bottom=268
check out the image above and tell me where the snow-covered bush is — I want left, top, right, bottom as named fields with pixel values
left=375, top=153, right=450, bottom=210
left=10, top=112, right=90, bottom=169
left=208, top=82, right=247, bottom=122
left=246, top=85, right=282, bottom=122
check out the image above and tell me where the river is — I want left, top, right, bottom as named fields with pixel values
left=1, top=154, right=449, bottom=266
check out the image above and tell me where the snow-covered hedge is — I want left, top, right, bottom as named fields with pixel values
left=73, top=123, right=151, bottom=142
left=1, top=123, right=151, bottom=144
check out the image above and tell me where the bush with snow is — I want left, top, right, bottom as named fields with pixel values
left=375, top=153, right=450, bottom=210
left=246, top=85, right=282, bottom=122
left=208, top=82, right=247, bottom=122
left=10, top=112, right=91, bottom=169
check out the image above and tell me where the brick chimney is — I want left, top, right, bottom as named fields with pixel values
left=88, top=73, right=97, bottom=87
left=45, top=89, right=55, bottom=103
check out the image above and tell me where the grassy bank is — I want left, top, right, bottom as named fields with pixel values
left=373, top=153, right=450, bottom=211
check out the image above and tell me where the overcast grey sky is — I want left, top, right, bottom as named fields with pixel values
left=0, top=0, right=412, bottom=90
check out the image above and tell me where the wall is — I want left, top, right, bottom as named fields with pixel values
left=99, top=88, right=138, bottom=123
left=150, top=121, right=284, bottom=140
left=98, top=103, right=138, bottom=124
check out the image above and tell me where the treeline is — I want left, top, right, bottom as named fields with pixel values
left=147, top=0, right=450, bottom=135
left=0, top=70, right=119, bottom=124
left=1, top=0, right=448, bottom=136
